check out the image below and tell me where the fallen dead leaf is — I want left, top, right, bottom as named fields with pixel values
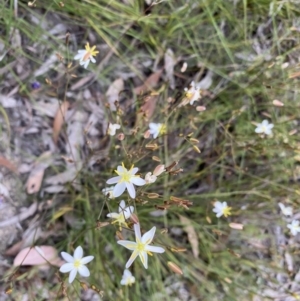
left=13, top=246, right=63, bottom=268
left=139, top=94, right=158, bottom=119
left=34, top=53, right=58, bottom=77
left=106, top=78, right=124, bottom=111
left=26, top=151, right=53, bottom=194
left=134, top=69, right=163, bottom=95
left=0, top=156, right=18, bottom=173
left=179, top=215, right=199, bottom=258
left=164, top=48, right=176, bottom=89
left=26, top=168, right=44, bottom=194
left=5, top=240, right=24, bottom=256
left=135, top=70, right=163, bottom=122
left=0, top=202, right=37, bottom=228
left=53, top=100, right=70, bottom=144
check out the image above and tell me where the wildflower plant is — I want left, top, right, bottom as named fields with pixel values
left=106, top=163, right=146, bottom=198
left=8, top=3, right=300, bottom=300
left=254, top=120, right=274, bottom=136
left=120, top=269, right=135, bottom=286
left=117, top=223, right=165, bottom=269
left=106, top=200, right=134, bottom=229
left=59, top=246, right=94, bottom=284
left=74, top=42, right=99, bottom=69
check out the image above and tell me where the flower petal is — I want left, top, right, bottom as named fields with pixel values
left=265, top=129, right=272, bottom=135
left=131, top=167, right=138, bottom=175
left=125, top=249, right=139, bottom=269
left=255, top=127, right=263, bottom=133
left=107, top=176, right=121, bottom=184
left=123, top=206, right=134, bottom=219
left=68, top=268, right=78, bottom=283
left=117, top=165, right=125, bottom=173
left=107, top=212, right=119, bottom=219
left=134, top=223, right=142, bottom=242
left=117, top=240, right=138, bottom=250
left=138, top=251, right=148, bottom=269
left=74, top=54, right=83, bottom=60
left=123, top=269, right=131, bottom=277
left=126, top=182, right=136, bottom=198
left=214, top=201, right=222, bottom=209
left=78, top=265, right=90, bottom=277
left=119, top=200, right=126, bottom=212
left=80, top=255, right=94, bottom=265
left=74, top=246, right=83, bottom=260
left=83, top=60, right=89, bottom=69
left=145, top=245, right=165, bottom=253
left=131, top=177, right=146, bottom=186
left=141, top=226, right=156, bottom=244
left=61, top=252, right=74, bottom=263
left=149, top=123, right=158, bottom=131
left=59, top=263, right=74, bottom=273
left=114, top=182, right=126, bottom=197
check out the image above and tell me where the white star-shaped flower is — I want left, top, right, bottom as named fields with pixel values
left=287, top=220, right=300, bottom=236
left=145, top=165, right=165, bottom=184
left=106, top=163, right=146, bottom=198
left=278, top=203, right=293, bottom=216
left=120, top=269, right=135, bottom=286
left=59, top=246, right=94, bottom=284
left=212, top=201, right=232, bottom=218
left=117, top=223, right=165, bottom=269
left=74, top=42, right=99, bottom=69
left=108, top=123, right=121, bottom=136
left=107, top=200, right=134, bottom=228
left=149, top=123, right=167, bottom=139
left=145, top=172, right=157, bottom=184
left=180, top=81, right=201, bottom=107
left=255, top=120, right=274, bottom=136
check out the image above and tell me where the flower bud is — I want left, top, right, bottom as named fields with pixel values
left=117, top=133, right=125, bottom=141
left=152, top=156, right=161, bottom=162
left=147, top=193, right=160, bottom=198
left=145, top=143, right=158, bottom=150
left=196, top=106, right=206, bottom=112
left=272, top=99, right=284, bottom=107
left=168, top=261, right=183, bottom=275
left=130, top=213, right=139, bottom=224
left=192, top=145, right=201, bottom=153
left=153, top=164, right=165, bottom=176
left=229, top=223, right=243, bottom=230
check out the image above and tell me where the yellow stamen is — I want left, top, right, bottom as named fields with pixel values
left=83, top=42, right=99, bottom=61
left=137, top=242, right=145, bottom=252
left=223, top=206, right=232, bottom=218
left=159, top=124, right=167, bottom=135
left=73, top=259, right=81, bottom=268
left=115, top=163, right=137, bottom=183
left=186, top=91, right=193, bottom=99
